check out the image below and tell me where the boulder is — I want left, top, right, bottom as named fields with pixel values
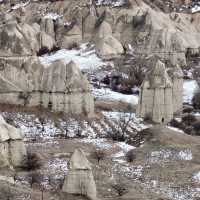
left=63, top=148, right=97, bottom=200
left=0, top=115, right=27, bottom=168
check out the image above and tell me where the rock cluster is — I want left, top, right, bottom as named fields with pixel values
left=0, top=13, right=55, bottom=56
left=63, top=148, right=97, bottom=200
left=137, top=57, right=183, bottom=123
left=0, top=115, right=27, bottom=168
left=0, top=57, right=94, bottom=115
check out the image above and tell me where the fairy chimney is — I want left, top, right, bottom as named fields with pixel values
left=63, top=148, right=97, bottom=200
left=137, top=59, right=174, bottom=123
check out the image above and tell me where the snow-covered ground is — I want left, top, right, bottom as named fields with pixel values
left=96, top=0, right=128, bottom=7
left=43, top=12, right=62, bottom=20
left=144, top=179, right=200, bottom=200
left=1, top=110, right=148, bottom=140
left=39, top=44, right=105, bottom=72
left=191, top=5, right=200, bottom=13
left=147, top=149, right=193, bottom=165
left=193, top=172, right=200, bottom=183
left=183, top=80, right=198, bottom=104
left=92, top=87, right=138, bottom=105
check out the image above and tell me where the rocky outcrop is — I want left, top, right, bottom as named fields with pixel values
left=0, top=14, right=39, bottom=56
left=60, top=25, right=82, bottom=49
left=63, top=148, right=97, bottom=200
left=0, top=57, right=94, bottom=115
left=0, top=115, right=26, bottom=168
left=137, top=57, right=183, bottom=123
left=0, top=13, right=56, bottom=56
left=94, top=21, right=124, bottom=57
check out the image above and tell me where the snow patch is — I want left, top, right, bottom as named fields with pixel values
left=193, top=172, right=200, bottom=183
left=92, top=87, right=138, bottom=105
left=183, top=80, right=198, bottom=104
left=39, top=44, right=105, bottom=71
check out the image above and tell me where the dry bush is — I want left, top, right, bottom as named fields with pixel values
left=170, top=119, right=185, bottom=130
left=112, top=180, right=128, bottom=196
left=21, top=151, right=42, bottom=171
left=184, top=126, right=194, bottom=135
left=125, top=149, right=136, bottom=162
left=182, top=114, right=197, bottom=126
left=192, top=90, right=200, bottom=109
left=109, top=130, right=126, bottom=142
left=29, top=171, right=42, bottom=188
left=37, top=46, right=50, bottom=56
left=182, top=106, right=194, bottom=114
left=92, top=149, right=106, bottom=164
left=192, top=121, right=200, bottom=136
left=67, top=42, right=79, bottom=50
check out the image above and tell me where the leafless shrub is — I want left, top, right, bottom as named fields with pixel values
left=37, top=46, right=50, bottom=56
left=125, top=149, right=136, bottom=162
left=21, top=151, right=42, bottom=171
left=67, top=42, right=79, bottom=50
left=192, top=89, right=200, bottom=109
left=182, top=114, right=197, bottom=126
left=192, top=121, right=200, bottom=136
left=112, top=180, right=128, bottom=196
left=170, top=119, right=185, bottom=130
left=0, top=185, right=13, bottom=200
left=29, top=171, right=42, bottom=188
left=184, top=126, right=194, bottom=135
left=92, top=149, right=106, bottom=164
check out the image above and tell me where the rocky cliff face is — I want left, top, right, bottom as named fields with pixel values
left=0, top=57, right=94, bottom=115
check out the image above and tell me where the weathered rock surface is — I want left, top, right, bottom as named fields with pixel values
left=0, top=13, right=56, bottom=56
left=137, top=57, right=183, bottom=123
left=95, top=21, right=124, bottom=57
left=63, top=148, right=97, bottom=200
left=0, top=115, right=26, bottom=168
left=0, top=57, right=94, bottom=115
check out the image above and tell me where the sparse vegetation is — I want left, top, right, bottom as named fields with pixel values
left=92, top=149, right=106, bottom=164
left=182, top=114, right=197, bottom=126
left=0, top=185, right=13, bottom=200
left=192, top=89, right=200, bottom=109
left=21, top=151, right=42, bottom=171
left=125, top=149, right=136, bottom=162
left=112, top=179, right=128, bottom=196
left=28, top=171, right=42, bottom=188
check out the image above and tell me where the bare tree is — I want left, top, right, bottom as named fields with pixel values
left=125, top=149, right=136, bottom=162
left=29, top=171, right=42, bottom=188
left=110, top=109, right=134, bottom=141
left=112, top=179, right=128, bottom=197
left=21, top=150, right=42, bottom=171
left=92, top=149, right=107, bottom=164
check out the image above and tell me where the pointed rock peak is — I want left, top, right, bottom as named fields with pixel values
left=0, top=115, right=23, bottom=142
left=66, top=60, right=82, bottom=77
left=150, top=59, right=166, bottom=76
left=69, top=148, right=91, bottom=170
left=67, top=60, right=77, bottom=68
left=168, top=64, right=184, bottom=78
